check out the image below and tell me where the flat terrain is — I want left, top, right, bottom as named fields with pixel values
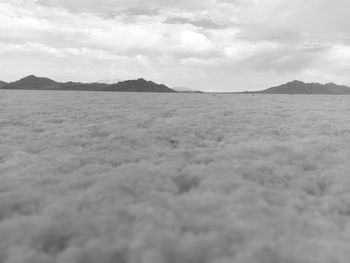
left=1, top=91, right=350, bottom=263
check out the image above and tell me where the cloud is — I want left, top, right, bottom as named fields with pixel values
left=164, top=17, right=226, bottom=30
left=35, top=0, right=218, bottom=13
left=0, top=0, right=350, bottom=91
left=237, top=0, right=350, bottom=42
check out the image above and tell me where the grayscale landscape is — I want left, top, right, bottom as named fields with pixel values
left=1, top=91, right=350, bottom=262
left=2, top=0, right=350, bottom=262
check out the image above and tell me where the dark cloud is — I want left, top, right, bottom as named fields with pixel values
left=164, top=17, right=228, bottom=29
left=237, top=43, right=333, bottom=74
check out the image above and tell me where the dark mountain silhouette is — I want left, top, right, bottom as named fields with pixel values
left=260, top=80, right=350, bottom=95
left=104, top=78, right=175, bottom=93
left=0, top=81, right=7, bottom=88
left=60, top=81, right=110, bottom=91
left=1, top=75, right=176, bottom=93
left=3, top=75, right=61, bottom=90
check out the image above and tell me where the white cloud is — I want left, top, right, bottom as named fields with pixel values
left=0, top=0, right=350, bottom=91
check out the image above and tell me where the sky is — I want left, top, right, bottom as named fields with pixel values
left=0, top=0, right=350, bottom=92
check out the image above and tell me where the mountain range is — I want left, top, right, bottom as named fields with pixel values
left=259, top=80, right=350, bottom=95
left=0, top=75, right=176, bottom=93
left=0, top=81, right=7, bottom=88
left=2, top=76, right=350, bottom=94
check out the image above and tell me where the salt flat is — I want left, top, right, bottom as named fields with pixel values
left=1, top=90, right=350, bottom=263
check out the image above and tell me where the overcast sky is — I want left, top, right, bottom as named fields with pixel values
left=0, top=0, right=349, bottom=91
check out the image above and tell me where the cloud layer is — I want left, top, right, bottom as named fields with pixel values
left=0, top=0, right=349, bottom=91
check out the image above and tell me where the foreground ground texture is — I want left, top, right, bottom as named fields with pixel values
left=1, top=91, right=350, bottom=263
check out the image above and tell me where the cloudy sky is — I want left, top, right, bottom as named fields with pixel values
left=0, top=0, right=349, bottom=91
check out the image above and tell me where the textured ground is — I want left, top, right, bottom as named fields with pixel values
left=1, top=91, right=350, bottom=263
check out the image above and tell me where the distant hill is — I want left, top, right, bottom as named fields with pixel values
left=3, top=75, right=61, bottom=90
left=105, top=79, right=176, bottom=93
left=1, top=75, right=176, bottom=93
left=59, top=81, right=110, bottom=91
left=0, top=81, right=7, bottom=88
left=260, top=80, right=350, bottom=95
